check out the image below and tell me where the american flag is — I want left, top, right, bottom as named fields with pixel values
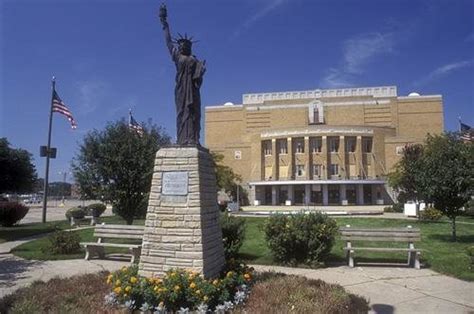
left=129, top=110, right=144, bottom=135
left=460, top=122, right=472, bottom=142
left=52, top=90, right=77, bottom=129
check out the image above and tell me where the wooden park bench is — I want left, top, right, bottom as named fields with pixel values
left=340, top=225, right=422, bottom=269
left=80, top=224, right=145, bottom=263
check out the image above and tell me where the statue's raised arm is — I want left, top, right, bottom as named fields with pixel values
left=159, top=4, right=174, bottom=55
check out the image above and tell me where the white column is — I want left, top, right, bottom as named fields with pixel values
left=287, top=185, right=294, bottom=205
left=271, top=186, right=278, bottom=205
left=305, top=184, right=311, bottom=205
left=356, top=184, right=364, bottom=205
left=322, top=184, right=329, bottom=206
left=340, top=184, right=347, bottom=205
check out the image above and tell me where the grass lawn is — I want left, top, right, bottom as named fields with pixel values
left=12, top=217, right=145, bottom=260
left=239, top=217, right=474, bottom=281
left=0, top=221, right=72, bottom=244
left=11, top=215, right=474, bottom=281
left=0, top=215, right=141, bottom=244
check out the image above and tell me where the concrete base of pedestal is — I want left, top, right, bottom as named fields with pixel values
left=138, top=146, right=225, bottom=279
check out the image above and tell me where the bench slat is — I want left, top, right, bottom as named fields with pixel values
left=81, top=242, right=141, bottom=248
left=343, top=247, right=421, bottom=252
left=341, top=231, right=420, bottom=237
left=96, top=224, right=145, bottom=230
left=94, top=233, right=143, bottom=240
left=340, top=228, right=419, bottom=233
left=94, top=229, right=144, bottom=236
left=341, top=236, right=420, bottom=242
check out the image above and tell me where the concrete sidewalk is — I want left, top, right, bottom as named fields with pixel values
left=1, top=236, right=473, bottom=313
left=252, top=265, right=474, bottom=314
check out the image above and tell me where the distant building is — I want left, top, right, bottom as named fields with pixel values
left=205, top=86, right=443, bottom=206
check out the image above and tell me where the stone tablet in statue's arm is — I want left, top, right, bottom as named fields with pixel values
left=193, top=59, right=206, bottom=88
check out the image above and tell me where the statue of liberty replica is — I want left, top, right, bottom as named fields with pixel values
left=159, top=4, right=206, bottom=146
left=139, top=4, right=224, bottom=279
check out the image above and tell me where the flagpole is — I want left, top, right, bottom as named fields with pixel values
left=42, top=76, right=56, bottom=223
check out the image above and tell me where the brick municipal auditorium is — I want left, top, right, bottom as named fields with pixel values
left=205, top=86, right=443, bottom=206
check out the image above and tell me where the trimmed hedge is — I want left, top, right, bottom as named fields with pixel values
left=86, top=203, right=106, bottom=217
left=264, top=212, right=338, bottom=266
left=0, top=202, right=29, bottom=227
left=65, top=207, right=86, bottom=220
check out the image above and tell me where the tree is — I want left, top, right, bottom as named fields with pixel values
left=420, top=133, right=473, bottom=241
left=71, top=119, right=171, bottom=224
left=388, top=144, right=425, bottom=216
left=0, top=138, right=37, bottom=194
left=389, top=133, right=473, bottom=241
left=211, top=152, right=248, bottom=205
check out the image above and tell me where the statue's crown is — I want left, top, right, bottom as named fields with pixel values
left=174, top=33, right=197, bottom=46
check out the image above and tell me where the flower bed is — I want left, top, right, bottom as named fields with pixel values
left=105, top=262, right=254, bottom=313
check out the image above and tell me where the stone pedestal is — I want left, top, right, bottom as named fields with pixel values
left=138, top=146, right=225, bottom=279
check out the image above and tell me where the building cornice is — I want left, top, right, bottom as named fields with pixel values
left=243, top=86, right=397, bottom=105
left=249, top=179, right=386, bottom=186
left=260, top=126, right=379, bottom=138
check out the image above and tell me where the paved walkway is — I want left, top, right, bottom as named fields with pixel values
left=1, top=239, right=473, bottom=313
left=252, top=265, right=474, bottom=314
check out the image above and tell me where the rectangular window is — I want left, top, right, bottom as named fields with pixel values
left=263, top=141, right=272, bottom=156
left=278, top=139, right=288, bottom=154
left=330, top=164, right=339, bottom=176
left=311, top=137, right=322, bottom=153
left=313, top=164, right=322, bottom=178
left=294, top=139, right=304, bottom=153
left=296, top=165, right=305, bottom=177
left=329, top=138, right=339, bottom=153
left=346, top=137, right=356, bottom=153
left=363, top=138, right=373, bottom=153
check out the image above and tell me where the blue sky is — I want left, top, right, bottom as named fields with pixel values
left=1, top=0, right=473, bottom=182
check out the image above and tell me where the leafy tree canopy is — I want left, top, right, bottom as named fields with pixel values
left=389, top=132, right=473, bottom=240
left=211, top=152, right=248, bottom=205
left=71, top=120, right=170, bottom=224
left=0, top=138, right=37, bottom=194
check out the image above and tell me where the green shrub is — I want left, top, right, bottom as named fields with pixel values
left=86, top=203, right=106, bottom=217
left=463, top=199, right=474, bottom=217
left=421, top=207, right=443, bottom=221
left=264, top=212, right=338, bottom=266
left=383, top=206, right=394, bottom=213
left=43, top=230, right=81, bottom=254
left=220, top=213, right=246, bottom=260
left=0, top=202, right=29, bottom=227
left=65, top=207, right=86, bottom=220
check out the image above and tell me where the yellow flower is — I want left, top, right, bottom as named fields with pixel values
left=125, top=286, right=132, bottom=292
left=115, top=279, right=121, bottom=286
left=170, top=272, right=177, bottom=278
left=189, top=282, right=197, bottom=289
left=121, top=266, right=128, bottom=273
left=154, top=278, right=162, bottom=285
left=113, top=286, right=122, bottom=294
left=154, top=286, right=159, bottom=292
left=130, top=276, right=138, bottom=284
left=195, top=289, right=201, bottom=295
left=124, top=293, right=128, bottom=297
left=212, top=279, right=219, bottom=286
left=203, top=296, right=209, bottom=302
left=226, top=271, right=234, bottom=278
left=244, top=273, right=252, bottom=281
left=174, top=285, right=180, bottom=292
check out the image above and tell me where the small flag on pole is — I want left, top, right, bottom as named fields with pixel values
left=52, top=90, right=77, bottom=129
left=129, top=110, right=144, bottom=135
left=460, top=121, right=472, bottom=142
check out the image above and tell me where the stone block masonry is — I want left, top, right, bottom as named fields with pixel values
left=138, top=146, right=225, bottom=279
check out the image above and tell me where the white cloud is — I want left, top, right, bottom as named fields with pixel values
left=321, top=32, right=395, bottom=88
left=76, top=79, right=108, bottom=114
left=232, top=0, right=287, bottom=38
left=414, top=59, right=474, bottom=86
